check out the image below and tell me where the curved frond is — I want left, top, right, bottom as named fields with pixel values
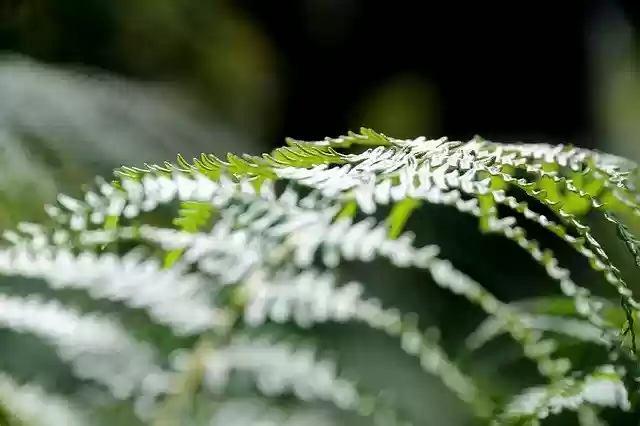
left=207, top=399, right=340, bottom=426
left=0, top=245, right=228, bottom=335
left=196, top=336, right=411, bottom=426
left=0, top=373, right=89, bottom=426
left=0, top=294, right=162, bottom=400
left=499, top=365, right=630, bottom=425
left=240, top=268, right=492, bottom=416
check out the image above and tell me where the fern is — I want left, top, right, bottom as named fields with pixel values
left=0, top=129, right=639, bottom=425
left=0, top=373, right=89, bottom=426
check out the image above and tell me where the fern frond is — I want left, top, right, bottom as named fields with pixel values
left=2, top=130, right=640, bottom=425
left=30, top=170, right=577, bottom=380
left=207, top=398, right=340, bottom=426
left=41, top=173, right=496, bottom=415
left=232, top=138, right=630, bottom=346
left=467, top=314, right=610, bottom=352
left=196, top=335, right=411, bottom=426
left=173, top=201, right=215, bottom=233
left=0, top=294, right=162, bottom=400
left=605, top=212, right=640, bottom=268
left=467, top=294, right=640, bottom=377
left=480, top=141, right=635, bottom=173
left=499, top=365, right=630, bottom=425
left=165, top=201, right=216, bottom=267
left=577, top=406, right=609, bottom=426
left=0, top=373, right=89, bottom=426
left=239, top=268, right=492, bottom=416
left=115, top=141, right=348, bottom=182
left=479, top=161, right=639, bottom=353
left=229, top=197, right=570, bottom=381
left=286, top=128, right=394, bottom=149
left=200, top=336, right=360, bottom=408
left=297, top=139, right=632, bottom=355
left=0, top=246, right=229, bottom=335
left=301, top=159, right=620, bottom=357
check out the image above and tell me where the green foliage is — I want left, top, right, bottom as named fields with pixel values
left=0, top=129, right=639, bottom=425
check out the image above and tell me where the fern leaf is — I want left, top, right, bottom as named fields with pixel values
left=0, top=246, right=228, bottom=335
left=499, top=365, right=630, bottom=425
left=3, top=130, right=640, bottom=425
left=577, top=406, right=609, bottom=426
left=197, top=335, right=411, bottom=425
left=252, top=136, right=624, bottom=353
left=479, top=163, right=639, bottom=352
left=0, top=294, right=163, bottom=400
left=207, top=399, right=340, bottom=426
left=201, top=336, right=360, bottom=407
left=165, top=201, right=216, bottom=268
left=467, top=314, right=610, bottom=352
left=605, top=212, right=640, bottom=268
left=285, top=128, right=394, bottom=149
left=44, top=169, right=574, bottom=382
left=0, top=373, right=89, bottom=426
left=239, top=268, right=493, bottom=416
left=115, top=141, right=347, bottom=183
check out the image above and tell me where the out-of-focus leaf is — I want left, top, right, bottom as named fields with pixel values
left=466, top=296, right=621, bottom=352
left=0, top=55, right=256, bottom=170
left=0, top=56, right=259, bottom=227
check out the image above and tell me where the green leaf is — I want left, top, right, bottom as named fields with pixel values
left=386, top=198, right=420, bottom=239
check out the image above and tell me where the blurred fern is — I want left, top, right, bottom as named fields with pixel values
left=0, top=129, right=639, bottom=425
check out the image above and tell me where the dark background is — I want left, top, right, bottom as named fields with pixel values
left=1, top=0, right=639, bottom=149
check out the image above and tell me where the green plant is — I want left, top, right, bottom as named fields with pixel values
left=0, top=129, right=640, bottom=425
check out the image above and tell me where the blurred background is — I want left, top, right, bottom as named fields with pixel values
left=1, top=1, right=640, bottom=425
